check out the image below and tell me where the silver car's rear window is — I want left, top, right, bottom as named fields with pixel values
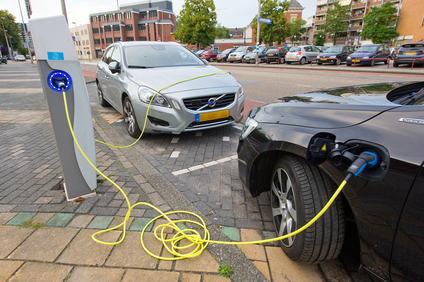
left=289, top=47, right=301, bottom=52
left=124, top=45, right=204, bottom=68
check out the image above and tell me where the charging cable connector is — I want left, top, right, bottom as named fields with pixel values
left=346, top=151, right=379, bottom=177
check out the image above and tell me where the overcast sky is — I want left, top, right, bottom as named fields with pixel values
left=3, top=0, right=317, bottom=28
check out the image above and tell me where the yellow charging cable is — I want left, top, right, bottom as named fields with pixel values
left=62, top=74, right=349, bottom=260
left=94, top=70, right=229, bottom=149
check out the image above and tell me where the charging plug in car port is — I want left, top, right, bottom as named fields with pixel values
left=307, top=133, right=390, bottom=181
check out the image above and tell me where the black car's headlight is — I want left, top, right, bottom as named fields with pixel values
left=237, top=84, right=244, bottom=100
left=241, top=117, right=258, bottom=139
left=138, top=86, right=170, bottom=108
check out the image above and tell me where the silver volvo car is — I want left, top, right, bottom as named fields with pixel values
left=96, top=42, right=245, bottom=138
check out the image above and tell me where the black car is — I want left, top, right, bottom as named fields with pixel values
left=217, top=48, right=236, bottom=62
left=237, top=81, right=424, bottom=281
left=393, top=42, right=424, bottom=67
left=316, top=45, right=353, bottom=65
left=265, top=47, right=290, bottom=64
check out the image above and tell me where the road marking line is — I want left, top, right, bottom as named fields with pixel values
left=172, top=155, right=237, bottom=176
left=223, top=136, right=230, bottom=141
left=170, top=151, right=180, bottom=158
left=0, top=88, right=43, bottom=94
left=171, top=138, right=179, bottom=144
left=0, top=79, right=40, bottom=82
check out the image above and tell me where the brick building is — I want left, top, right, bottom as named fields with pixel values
left=89, top=0, right=176, bottom=58
left=393, top=0, right=424, bottom=47
left=69, top=24, right=94, bottom=60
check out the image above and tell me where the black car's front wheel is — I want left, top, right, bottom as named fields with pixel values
left=270, top=155, right=345, bottom=264
left=123, top=97, right=142, bottom=138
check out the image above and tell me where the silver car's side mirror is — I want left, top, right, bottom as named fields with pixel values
left=109, top=61, right=121, bottom=73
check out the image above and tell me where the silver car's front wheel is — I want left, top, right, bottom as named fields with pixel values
left=123, top=97, right=141, bottom=138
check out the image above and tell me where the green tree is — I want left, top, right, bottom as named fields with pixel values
left=174, top=0, right=217, bottom=48
left=215, top=23, right=230, bottom=39
left=286, top=18, right=306, bottom=46
left=323, top=2, right=350, bottom=46
left=315, top=29, right=326, bottom=46
left=251, top=0, right=289, bottom=45
left=0, top=10, right=24, bottom=55
left=360, top=2, right=398, bottom=44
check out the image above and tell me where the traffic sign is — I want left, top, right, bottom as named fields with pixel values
left=258, top=17, right=272, bottom=24
left=158, top=35, right=162, bottom=41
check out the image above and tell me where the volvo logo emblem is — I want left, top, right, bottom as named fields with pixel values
left=208, top=97, right=217, bottom=108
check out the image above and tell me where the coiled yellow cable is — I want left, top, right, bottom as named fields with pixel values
left=62, top=76, right=348, bottom=260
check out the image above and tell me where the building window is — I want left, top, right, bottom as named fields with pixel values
left=140, top=11, right=147, bottom=19
left=102, top=38, right=104, bottom=44
left=422, top=14, right=424, bottom=27
left=92, top=27, right=99, bottom=34
left=140, top=36, right=147, bottom=41
left=104, top=26, right=111, bottom=32
left=113, top=25, right=120, bottom=31
left=125, top=12, right=132, bottom=19
left=150, top=10, right=157, bottom=18
left=290, top=14, right=297, bottom=22
left=84, top=29, right=87, bottom=35
left=116, top=13, right=122, bottom=20
left=94, top=39, right=100, bottom=44
left=169, top=13, right=171, bottom=19
left=114, top=37, right=121, bottom=42
left=107, top=14, right=114, bottom=21
left=138, top=24, right=146, bottom=31
left=100, top=27, right=103, bottom=33
left=126, top=24, right=133, bottom=31
left=106, top=38, right=113, bottom=44
left=91, top=16, right=98, bottom=22
left=126, top=37, right=134, bottom=41
left=99, top=15, right=105, bottom=21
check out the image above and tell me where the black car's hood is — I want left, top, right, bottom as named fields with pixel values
left=250, top=82, right=422, bottom=129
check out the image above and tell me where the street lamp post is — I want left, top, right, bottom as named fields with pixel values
left=1, top=18, right=11, bottom=56
left=255, top=0, right=261, bottom=66
left=117, top=0, right=123, bottom=41
left=17, top=0, right=33, bottom=64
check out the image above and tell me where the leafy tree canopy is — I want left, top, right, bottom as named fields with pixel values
left=174, top=0, right=217, bottom=48
left=315, top=29, right=326, bottom=46
left=0, top=10, right=24, bottom=55
left=286, top=18, right=306, bottom=46
left=251, top=0, right=289, bottom=46
left=323, top=2, right=350, bottom=46
left=360, top=2, right=398, bottom=44
left=215, top=23, right=230, bottom=39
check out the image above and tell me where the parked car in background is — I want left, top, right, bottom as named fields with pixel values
left=390, top=46, right=401, bottom=59
left=315, top=46, right=328, bottom=52
left=393, top=42, right=424, bottom=67
left=96, top=42, right=244, bottom=138
left=346, top=44, right=390, bottom=66
left=243, top=46, right=277, bottom=63
left=201, top=49, right=221, bottom=62
left=316, top=45, right=354, bottom=65
left=228, top=46, right=255, bottom=63
left=25, top=55, right=30, bottom=59
left=238, top=80, right=424, bottom=282
left=265, top=46, right=290, bottom=64
left=15, top=55, right=26, bottom=62
left=217, top=48, right=236, bottom=62
left=195, top=50, right=206, bottom=57
left=285, top=45, right=321, bottom=65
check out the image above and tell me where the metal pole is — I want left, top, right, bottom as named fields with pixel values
left=0, top=19, right=10, bottom=56
left=60, top=0, right=68, bottom=24
left=255, top=0, right=260, bottom=65
left=117, top=0, right=123, bottom=41
left=17, top=0, right=33, bottom=64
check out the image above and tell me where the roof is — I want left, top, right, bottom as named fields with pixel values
left=288, top=0, right=304, bottom=10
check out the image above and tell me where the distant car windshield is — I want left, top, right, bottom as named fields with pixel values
left=124, top=44, right=204, bottom=68
left=235, top=46, right=254, bottom=52
left=356, top=46, right=378, bottom=53
left=222, top=49, right=233, bottom=54
left=289, top=47, right=301, bottom=52
left=325, top=46, right=344, bottom=53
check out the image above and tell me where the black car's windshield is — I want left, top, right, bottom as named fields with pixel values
left=124, top=44, right=204, bottom=68
left=325, top=46, right=344, bottom=53
left=355, top=46, right=378, bottom=53
left=222, top=49, right=233, bottom=54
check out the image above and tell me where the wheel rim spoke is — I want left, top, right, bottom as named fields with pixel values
left=278, top=217, right=287, bottom=237
left=287, top=200, right=297, bottom=223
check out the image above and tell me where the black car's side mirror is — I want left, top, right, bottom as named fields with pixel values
left=109, top=61, right=121, bottom=73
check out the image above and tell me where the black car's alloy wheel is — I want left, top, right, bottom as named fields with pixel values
left=123, top=97, right=141, bottom=138
left=97, top=83, right=110, bottom=107
left=270, top=155, right=345, bottom=264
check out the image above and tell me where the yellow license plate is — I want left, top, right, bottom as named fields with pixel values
left=288, top=58, right=294, bottom=60
left=269, top=54, right=274, bottom=56
left=196, top=110, right=229, bottom=122
left=405, top=52, right=415, bottom=55
left=352, top=59, right=360, bottom=62
left=321, top=58, right=327, bottom=61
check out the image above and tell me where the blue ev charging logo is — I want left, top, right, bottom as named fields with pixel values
left=47, top=70, right=73, bottom=93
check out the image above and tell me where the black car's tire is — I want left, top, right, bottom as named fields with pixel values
left=270, top=155, right=345, bottom=264
left=317, top=62, right=322, bottom=65
left=280, top=58, right=285, bottom=64
left=346, top=62, right=351, bottom=66
left=300, top=57, right=306, bottom=65
left=97, top=83, right=110, bottom=107
left=393, top=61, right=399, bottom=67
left=334, top=58, right=340, bottom=65
left=123, top=97, right=142, bottom=139
left=371, top=59, right=376, bottom=66
left=266, top=60, right=270, bottom=64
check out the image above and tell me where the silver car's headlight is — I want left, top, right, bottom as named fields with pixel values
left=347, top=56, right=351, bottom=60
left=237, top=84, right=244, bottom=100
left=138, top=86, right=170, bottom=108
left=317, top=55, right=321, bottom=58
left=241, top=117, right=258, bottom=139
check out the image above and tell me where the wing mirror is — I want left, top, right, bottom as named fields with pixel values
left=108, top=61, right=121, bottom=73
left=202, top=59, right=209, bottom=65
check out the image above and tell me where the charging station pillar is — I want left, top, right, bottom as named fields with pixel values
left=29, top=15, right=97, bottom=201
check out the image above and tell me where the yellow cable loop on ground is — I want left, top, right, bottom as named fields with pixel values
left=63, top=77, right=348, bottom=260
left=94, top=70, right=229, bottom=149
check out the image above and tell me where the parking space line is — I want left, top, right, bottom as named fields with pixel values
left=170, top=151, right=180, bottom=158
left=223, top=136, right=230, bottom=141
left=171, top=138, right=179, bottom=144
left=172, top=154, right=238, bottom=176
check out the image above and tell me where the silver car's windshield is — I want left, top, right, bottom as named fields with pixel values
left=124, top=44, right=204, bottom=68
